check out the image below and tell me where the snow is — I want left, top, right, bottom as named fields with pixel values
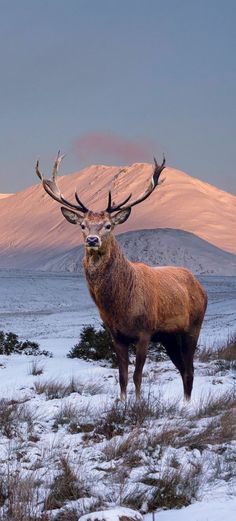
left=39, top=229, right=236, bottom=276
left=79, top=506, right=143, bottom=520
left=0, top=270, right=235, bottom=519
left=144, top=497, right=236, bottom=521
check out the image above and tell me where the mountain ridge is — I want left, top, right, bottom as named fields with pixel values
left=0, top=162, right=235, bottom=271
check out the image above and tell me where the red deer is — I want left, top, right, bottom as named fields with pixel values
left=36, top=153, right=207, bottom=401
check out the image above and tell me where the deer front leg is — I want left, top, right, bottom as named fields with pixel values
left=112, top=341, right=129, bottom=402
left=133, top=332, right=150, bottom=400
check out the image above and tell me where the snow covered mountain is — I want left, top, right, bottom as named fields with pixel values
left=40, top=228, right=236, bottom=275
left=0, top=162, right=235, bottom=271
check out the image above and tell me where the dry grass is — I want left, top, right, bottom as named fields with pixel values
left=103, top=429, right=144, bottom=467
left=96, top=394, right=180, bottom=440
left=191, top=389, right=236, bottom=419
left=34, top=377, right=82, bottom=400
left=52, top=402, right=92, bottom=434
left=45, top=457, right=89, bottom=510
left=0, top=469, right=48, bottom=521
left=81, top=380, right=106, bottom=395
left=28, top=360, right=44, bottom=376
left=145, top=420, right=189, bottom=449
left=53, top=510, right=78, bottom=521
left=0, top=398, right=34, bottom=439
left=123, top=456, right=203, bottom=512
left=198, top=333, right=236, bottom=369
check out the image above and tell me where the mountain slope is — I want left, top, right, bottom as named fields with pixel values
left=40, top=228, right=236, bottom=275
left=0, top=194, right=12, bottom=199
left=0, top=162, right=235, bottom=270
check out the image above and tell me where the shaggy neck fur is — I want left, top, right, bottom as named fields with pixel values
left=83, top=235, right=135, bottom=323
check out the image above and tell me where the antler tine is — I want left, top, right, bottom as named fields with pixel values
left=106, top=191, right=112, bottom=212
left=52, top=150, right=66, bottom=181
left=35, top=152, right=89, bottom=214
left=35, top=159, right=43, bottom=181
left=75, top=190, right=89, bottom=213
left=106, top=156, right=166, bottom=214
left=106, top=192, right=132, bottom=213
left=153, top=155, right=166, bottom=187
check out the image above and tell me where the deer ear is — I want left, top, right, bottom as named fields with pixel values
left=111, top=207, right=131, bottom=226
left=61, top=207, right=83, bottom=224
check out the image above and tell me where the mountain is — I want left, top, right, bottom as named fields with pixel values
left=0, top=194, right=12, bottom=199
left=40, top=228, right=236, bottom=276
left=0, top=162, right=235, bottom=271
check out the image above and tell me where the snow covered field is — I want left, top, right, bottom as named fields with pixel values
left=0, top=270, right=235, bottom=520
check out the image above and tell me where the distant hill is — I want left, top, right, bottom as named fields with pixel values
left=0, top=161, right=235, bottom=270
left=40, top=228, right=236, bottom=276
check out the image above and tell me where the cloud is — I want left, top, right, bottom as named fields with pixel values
left=72, top=133, right=154, bottom=164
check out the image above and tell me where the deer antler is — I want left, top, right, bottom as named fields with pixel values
left=35, top=151, right=89, bottom=213
left=106, top=156, right=166, bottom=214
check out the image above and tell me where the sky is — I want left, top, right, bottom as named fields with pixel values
left=0, top=0, right=235, bottom=194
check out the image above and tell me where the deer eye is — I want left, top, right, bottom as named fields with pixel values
left=105, top=223, right=111, bottom=230
left=81, top=223, right=86, bottom=230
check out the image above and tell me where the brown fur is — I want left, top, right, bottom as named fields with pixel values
left=83, top=230, right=207, bottom=401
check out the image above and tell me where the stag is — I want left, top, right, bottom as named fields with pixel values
left=36, top=153, right=207, bottom=401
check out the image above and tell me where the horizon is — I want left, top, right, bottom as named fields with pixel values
left=0, top=0, right=235, bottom=195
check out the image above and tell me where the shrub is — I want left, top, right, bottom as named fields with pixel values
left=0, top=331, right=52, bottom=357
left=67, top=324, right=117, bottom=366
left=67, top=324, right=168, bottom=366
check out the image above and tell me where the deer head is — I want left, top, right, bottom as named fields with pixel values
left=36, top=152, right=166, bottom=251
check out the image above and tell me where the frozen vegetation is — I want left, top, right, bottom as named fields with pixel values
left=0, top=270, right=235, bottom=520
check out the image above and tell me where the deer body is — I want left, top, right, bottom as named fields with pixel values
left=83, top=231, right=207, bottom=400
left=36, top=154, right=207, bottom=401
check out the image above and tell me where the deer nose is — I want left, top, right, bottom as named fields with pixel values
left=86, top=235, right=100, bottom=247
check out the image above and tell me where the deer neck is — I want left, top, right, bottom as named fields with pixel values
left=84, top=234, right=127, bottom=277
left=83, top=235, right=134, bottom=312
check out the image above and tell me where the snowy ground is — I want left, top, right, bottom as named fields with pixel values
left=0, top=270, right=235, bottom=520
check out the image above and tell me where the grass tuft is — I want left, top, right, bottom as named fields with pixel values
left=45, top=457, right=88, bottom=510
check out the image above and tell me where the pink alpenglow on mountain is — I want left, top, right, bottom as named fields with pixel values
left=0, top=194, right=12, bottom=199
left=0, top=163, right=235, bottom=270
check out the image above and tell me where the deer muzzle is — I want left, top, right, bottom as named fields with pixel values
left=86, top=235, right=101, bottom=248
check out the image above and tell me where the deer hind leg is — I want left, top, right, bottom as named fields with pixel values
left=112, top=341, right=129, bottom=402
left=160, top=332, right=195, bottom=400
left=163, top=329, right=200, bottom=400
left=133, top=332, right=150, bottom=400
left=180, top=326, right=202, bottom=400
